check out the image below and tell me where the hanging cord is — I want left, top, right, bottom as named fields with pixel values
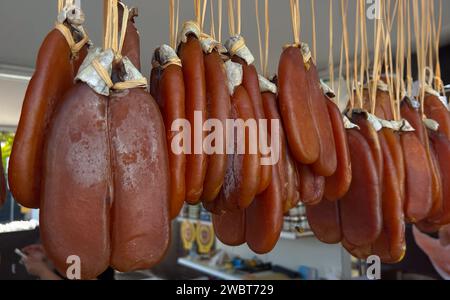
left=311, top=0, right=316, bottom=62
left=370, top=6, right=383, bottom=115
left=383, top=0, right=399, bottom=120
left=228, top=0, right=242, bottom=36
left=412, top=0, right=426, bottom=112
left=55, top=0, right=89, bottom=56
left=169, top=0, right=180, bottom=49
left=256, top=0, right=270, bottom=78
left=353, top=0, right=362, bottom=108
left=341, top=0, right=352, bottom=110
left=289, top=0, right=301, bottom=46
left=95, top=0, right=146, bottom=90
left=361, top=0, right=371, bottom=111
left=406, top=0, right=413, bottom=98
left=431, top=0, right=444, bottom=94
left=328, top=0, right=334, bottom=91
left=395, top=0, right=405, bottom=120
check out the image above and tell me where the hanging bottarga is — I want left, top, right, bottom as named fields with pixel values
left=401, top=99, right=443, bottom=224
left=306, top=199, right=342, bottom=245
left=225, top=36, right=271, bottom=194
left=429, top=131, right=450, bottom=226
left=245, top=163, right=283, bottom=254
left=178, top=22, right=209, bottom=204
left=307, top=62, right=337, bottom=177
left=372, top=122, right=406, bottom=264
left=424, top=92, right=450, bottom=140
left=153, top=45, right=186, bottom=220
left=201, top=36, right=232, bottom=202
left=298, top=164, right=325, bottom=206
left=278, top=45, right=320, bottom=164
left=212, top=195, right=246, bottom=246
left=339, top=128, right=382, bottom=247
left=399, top=119, right=433, bottom=223
left=41, top=22, right=170, bottom=277
left=323, top=89, right=352, bottom=201
left=220, top=60, right=260, bottom=211
left=0, top=147, right=6, bottom=207
left=260, top=76, right=300, bottom=213
left=9, top=5, right=89, bottom=209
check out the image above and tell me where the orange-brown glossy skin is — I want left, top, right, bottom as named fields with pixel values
left=352, top=113, right=383, bottom=184
left=222, top=86, right=261, bottom=211
left=261, top=91, right=300, bottom=213
left=109, top=88, right=170, bottom=272
left=401, top=100, right=443, bottom=221
left=178, top=35, right=208, bottom=204
left=121, top=15, right=141, bottom=71
left=298, top=164, right=325, bottom=206
left=306, top=199, right=342, bottom=244
left=340, top=129, right=382, bottom=247
left=372, top=129, right=406, bottom=264
left=232, top=57, right=271, bottom=194
left=245, top=165, right=283, bottom=254
left=324, top=101, right=352, bottom=201
left=424, top=94, right=450, bottom=140
left=202, top=51, right=231, bottom=202
left=401, top=132, right=433, bottom=223
left=0, top=147, right=6, bottom=207
left=159, top=64, right=186, bottom=219
left=308, top=64, right=337, bottom=177
left=429, top=132, right=450, bottom=225
left=212, top=194, right=246, bottom=246
left=150, top=65, right=162, bottom=106
left=342, top=239, right=372, bottom=260
left=9, top=29, right=87, bottom=209
left=278, top=47, right=320, bottom=164
left=40, top=83, right=111, bottom=279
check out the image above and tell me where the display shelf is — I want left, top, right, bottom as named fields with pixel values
left=177, top=217, right=315, bottom=240
left=176, top=217, right=212, bottom=226
left=280, top=231, right=315, bottom=240
left=177, top=257, right=244, bottom=280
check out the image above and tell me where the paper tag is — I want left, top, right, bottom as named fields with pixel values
left=199, top=35, right=226, bottom=54
left=343, top=116, right=360, bottom=130
left=178, top=21, right=201, bottom=44
left=423, top=119, right=440, bottom=131
left=224, top=60, right=243, bottom=95
left=76, top=48, right=114, bottom=96
left=224, top=35, right=255, bottom=65
left=258, top=75, right=277, bottom=94
left=367, top=113, right=383, bottom=132
left=320, top=80, right=336, bottom=99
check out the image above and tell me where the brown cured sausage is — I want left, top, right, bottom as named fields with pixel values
left=156, top=48, right=186, bottom=220
left=400, top=131, right=433, bottom=223
left=40, top=83, right=110, bottom=279
left=202, top=50, right=231, bottom=202
left=246, top=165, right=283, bottom=254
left=306, top=200, right=342, bottom=244
left=120, top=8, right=141, bottom=71
left=424, top=94, right=450, bottom=140
left=324, top=100, right=352, bottom=201
left=308, top=64, right=337, bottom=177
left=149, top=59, right=162, bottom=106
left=0, top=147, right=6, bottom=207
left=298, top=164, right=325, bottom=206
left=429, top=131, right=450, bottom=225
left=110, top=88, right=170, bottom=272
left=212, top=194, right=246, bottom=246
left=178, top=35, right=208, bottom=204
left=342, top=240, right=372, bottom=260
left=340, top=129, right=382, bottom=247
left=352, top=112, right=383, bottom=183
left=278, top=47, right=320, bottom=164
left=261, top=91, right=300, bottom=213
left=232, top=57, right=271, bottom=194
left=372, top=130, right=406, bottom=264
left=222, top=86, right=260, bottom=211
left=9, top=29, right=87, bottom=209
left=401, top=100, right=443, bottom=221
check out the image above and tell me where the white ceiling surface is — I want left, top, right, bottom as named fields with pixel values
left=1, top=0, right=450, bottom=128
